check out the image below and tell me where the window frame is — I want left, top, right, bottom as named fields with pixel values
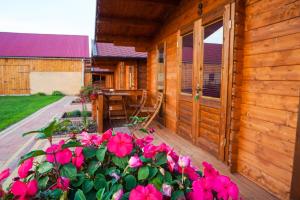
left=200, top=18, right=224, bottom=107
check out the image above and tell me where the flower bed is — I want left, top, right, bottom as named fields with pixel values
left=0, top=121, right=239, bottom=200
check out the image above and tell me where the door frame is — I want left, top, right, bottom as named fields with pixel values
left=191, top=3, right=234, bottom=162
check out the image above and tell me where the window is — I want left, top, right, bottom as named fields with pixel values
left=202, top=20, right=223, bottom=98
left=157, top=44, right=165, bottom=91
left=181, top=32, right=193, bottom=94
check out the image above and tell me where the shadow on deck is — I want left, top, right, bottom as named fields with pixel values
left=134, top=121, right=278, bottom=200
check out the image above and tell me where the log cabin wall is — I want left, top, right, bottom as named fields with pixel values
left=235, top=0, right=300, bottom=199
left=0, top=58, right=83, bottom=95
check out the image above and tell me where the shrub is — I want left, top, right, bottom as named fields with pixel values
left=0, top=120, right=240, bottom=200
left=66, top=110, right=82, bottom=118
left=52, top=91, right=65, bottom=96
left=33, top=92, right=46, bottom=96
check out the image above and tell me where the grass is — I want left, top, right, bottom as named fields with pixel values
left=0, top=95, right=63, bottom=131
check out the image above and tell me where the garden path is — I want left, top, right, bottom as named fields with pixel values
left=0, top=96, right=85, bottom=172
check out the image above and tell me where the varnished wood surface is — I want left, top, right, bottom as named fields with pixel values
left=135, top=122, right=278, bottom=200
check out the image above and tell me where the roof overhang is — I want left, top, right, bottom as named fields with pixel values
left=94, top=0, right=181, bottom=51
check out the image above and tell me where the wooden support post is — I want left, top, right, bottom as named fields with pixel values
left=97, top=94, right=104, bottom=133
left=92, top=99, right=97, bottom=121
left=290, top=95, right=300, bottom=199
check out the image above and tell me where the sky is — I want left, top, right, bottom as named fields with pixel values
left=0, top=0, right=96, bottom=54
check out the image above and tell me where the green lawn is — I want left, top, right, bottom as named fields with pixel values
left=0, top=95, right=63, bottom=131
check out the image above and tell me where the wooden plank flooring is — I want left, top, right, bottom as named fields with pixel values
left=135, top=122, right=278, bottom=200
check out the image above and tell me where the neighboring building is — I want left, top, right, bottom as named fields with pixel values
left=89, top=42, right=147, bottom=90
left=0, top=32, right=89, bottom=95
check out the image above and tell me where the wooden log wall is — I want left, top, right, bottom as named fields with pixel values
left=0, top=58, right=83, bottom=95
left=235, top=0, right=300, bottom=199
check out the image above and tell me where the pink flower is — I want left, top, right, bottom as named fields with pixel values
left=129, top=184, right=162, bottom=200
left=72, top=147, right=84, bottom=168
left=167, top=155, right=178, bottom=172
left=162, top=184, right=172, bottom=197
left=185, top=166, right=200, bottom=181
left=107, top=133, right=133, bottom=157
left=128, top=155, right=142, bottom=168
left=202, top=162, right=219, bottom=177
left=110, top=172, right=120, bottom=181
left=46, top=140, right=72, bottom=165
left=18, top=158, right=33, bottom=178
left=190, top=178, right=213, bottom=200
left=81, top=132, right=102, bottom=146
left=178, top=155, right=190, bottom=168
left=11, top=179, right=38, bottom=199
left=56, top=177, right=70, bottom=191
left=135, top=135, right=153, bottom=148
left=112, top=189, right=123, bottom=200
left=0, top=168, right=10, bottom=183
left=143, top=144, right=159, bottom=158
left=102, top=129, right=112, bottom=141
left=214, top=175, right=239, bottom=200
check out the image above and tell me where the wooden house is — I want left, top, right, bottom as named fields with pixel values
left=89, top=42, right=147, bottom=89
left=94, top=0, right=300, bottom=199
left=0, top=32, right=89, bottom=95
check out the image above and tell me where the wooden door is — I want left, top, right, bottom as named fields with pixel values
left=0, top=65, right=30, bottom=95
left=177, top=30, right=195, bottom=140
left=193, top=5, right=232, bottom=161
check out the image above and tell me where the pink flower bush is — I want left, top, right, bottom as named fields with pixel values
left=18, top=158, right=33, bottom=178
left=0, top=168, right=10, bottom=183
left=72, top=147, right=84, bottom=168
left=0, top=120, right=240, bottom=200
left=46, top=140, right=72, bottom=165
left=107, top=132, right=133, bottom=157
left=129, top=184, right=163, bottom=200
left=11, top=179, right=38, bottom=200
left=128, top=155, right=142, bottom=168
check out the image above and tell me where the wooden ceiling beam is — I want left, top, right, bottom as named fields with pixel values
left=98, top=16, right=160, bottom=27
left=96, top=34, right=151, bottom=48
left=123, top=0, right=180, bottom=7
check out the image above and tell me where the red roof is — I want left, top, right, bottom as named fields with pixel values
left=95, top=43, right=147, bottom=59
left=0, top=32, right=89, bottom=58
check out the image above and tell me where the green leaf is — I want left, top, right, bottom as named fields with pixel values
left=38, top=176, right=49, bottom=190
left=112, top=156, right=128, bottom=169
left=83, top=147, right=97, bottom=159
left=19, top=150, right=46, bottom=164
left=124, top=175, right=137, bottom=190
left=62, top=141, right=82, bottom=149
left=138, top=166, right=149, bottom=181
left=140, top=156, right=151, bottom=163
left=94, top=174, right=107, bottom=190
left=82, top=180, right=94, bottom=193
left=71, top=173, right=85, bottom=187
left=37, top=162, right=53, bottom=174
left=150, top=174, right=163, bottom=190
left=121, top=192, right=130, bottom=200
left=164, top=171, right=173, bottom=183
left=88, top=160, right=100, bottom=176
left=50, top=189, right=63, bottom=199
left=96, top=147, right=107, bottom=162
left=155, top=152, right=167, bottom=166
left=60, top=163, right=77, bottom=180
left=148, top=167, right=158, bottom=179
left=74, top=189, right=86, bottom=200
left=96, top=188, right=105, bottom=200
left=171, top=190, right=184, bottom=200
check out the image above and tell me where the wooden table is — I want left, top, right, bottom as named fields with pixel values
left=94, top=90, right=143, bottom=132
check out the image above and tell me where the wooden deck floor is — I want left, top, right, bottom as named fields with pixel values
left=135, top=122, right=278, bottom=200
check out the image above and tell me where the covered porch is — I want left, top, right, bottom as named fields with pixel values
left=93, top=0, right=300, bottom=199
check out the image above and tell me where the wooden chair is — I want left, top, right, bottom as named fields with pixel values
left=134, top=92, right=164, bottom=129
left=129, top=90, right=147, bottom=117
left=107, top=95, right=128, bottom=126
